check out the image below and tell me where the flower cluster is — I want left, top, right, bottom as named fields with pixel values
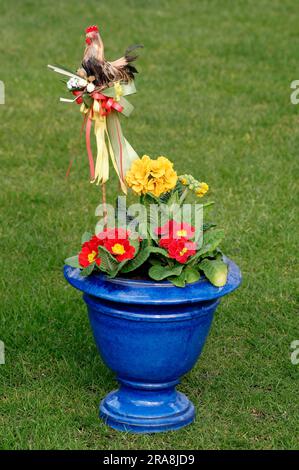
left=98, top=228, right=136, bottom=262
left=155, top=220, right=197, bottom=264
left=79, top=236, right=102, bottom=268
left=66, top=153, right=228, bottom=287
left=179, top=175, right=209, bottom=197
left=155, top=220, right=195, bottom=239
left=78, top=229, right=136, bottom=268
left=67, top=77, right=87, bottom=91
left=160, top=238, right=197, bottom=264
left=126, top=155, right=177, bottom=197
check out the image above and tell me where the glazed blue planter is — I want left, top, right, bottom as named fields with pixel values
left=64, top=257, right=241, bottom=433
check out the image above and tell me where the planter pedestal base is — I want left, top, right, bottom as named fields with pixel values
left=100, top=379, right=195, bottom=433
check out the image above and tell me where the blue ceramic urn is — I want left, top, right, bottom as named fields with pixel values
left=64, top=257, right=241, bottom=433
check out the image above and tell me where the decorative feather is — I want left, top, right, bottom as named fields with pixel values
left=125, top=44, right=144, bottom=63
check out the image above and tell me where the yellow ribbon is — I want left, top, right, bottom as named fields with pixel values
left=83, top=100, right=126, bottom=193
left=114, top=81, right=123, bottom=102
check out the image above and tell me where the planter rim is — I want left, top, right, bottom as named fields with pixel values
left=64, top=256, right=241, bottom=305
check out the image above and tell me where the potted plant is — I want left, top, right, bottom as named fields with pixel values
left=64, top=155, right=242, bottom=433
left=49, top=24, right=241, bottom=433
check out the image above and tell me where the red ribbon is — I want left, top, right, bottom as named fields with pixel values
left=72, top=90, right=123, bottom=115
left=92, top=92, right=123, bottom=116
left=72, top=90, right=83, bottom=104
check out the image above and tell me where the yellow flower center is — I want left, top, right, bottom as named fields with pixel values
left=112, top=243, right=126, bottom=255
left=88, top=250, right=97, bottom=263
left=179, top=247, right=188, bottom=256
left=177, top=229, right=187, bottom=237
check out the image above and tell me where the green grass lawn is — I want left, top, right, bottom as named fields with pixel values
left=0, top=0, right=298, bottom=450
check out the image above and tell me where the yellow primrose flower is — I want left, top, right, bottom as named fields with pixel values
left=150, top=160, right=165, bottom=178
left=125, top=155, right=151, bottom=195
left=196, top=182, right=209, bottom=197
left=180, top=177, right=187, bottom=185
left=150, top=156, right=173, bottom=178
left=126, top=155, right=177, bottom=197
left=147, top=178, right=165, bottom=197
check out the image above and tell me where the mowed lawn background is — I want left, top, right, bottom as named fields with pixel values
left=0, top=0, right=298, bottom=450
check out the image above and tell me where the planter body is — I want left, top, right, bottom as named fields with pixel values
left=64, top=258, right=241, bottom=433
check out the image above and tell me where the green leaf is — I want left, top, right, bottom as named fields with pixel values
left=184, top=267, right=201, bottom=284
left=175, top=181, right=185, bottom=198
left=140, top=194, right=170, bottom=240
left=81, top=231, right=92, bottom=244
left=199, top=229, right=224, bottom=253
left=159, top=181, right=184, bottom=204
left=202, top=201, right=215, bottom=209
left=169, top=270, right=186, bottom=287
left=97, top=246, right=129, bottom=279
left=199, top=248, right=221, bottom=261
left=203, top=222, right=217, bottom=231
left=148, top=264, right=183, bottom=281
left=120, top=243, right=168, bottom=274
left=166, top=191, right=180, bottom=207
left=158, top=189, right=173, bottom=204
left=97, top=246, right=119, bottom=273
left=149, top=247, right=169, bottom=257
left=202, top=202, right=215, bottom=220
left=148, top=257, right=163, bottom=266
left=143, top=193, right=161, bottom=205
left=120, top=240, right=150, bottom=273
left=81, top=263, right=95, bottom=277
left=108, top=260, right=128, bottom=279
left=188, top=229, right=224, bottom=264
left=168, top=266, right=200, bottom=287
left=64, top=255, right=80, bottom=268
left=198, top=257, right=228, bottom=287
left=128, top=237, right=140, bottom=254
left=83, top=94, right=93, bottom=108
